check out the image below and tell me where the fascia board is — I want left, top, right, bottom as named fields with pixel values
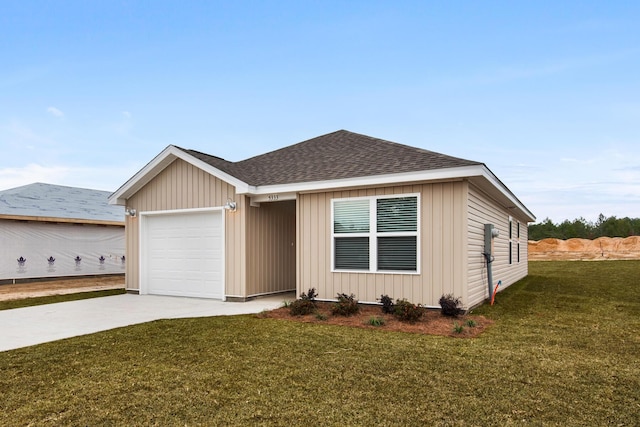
left=0, top=214, right=124, bottom=226
left=241, top=165, right=486, bottom=196
left=109, top=146, right=249, bottom=205
left=242, top=164, right=535, bottom=222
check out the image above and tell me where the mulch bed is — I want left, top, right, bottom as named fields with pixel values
left=259, top=302, right=493, bottom=338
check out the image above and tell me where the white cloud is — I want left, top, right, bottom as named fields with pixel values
left=0, top=162, right=142, bottom=192
left=446, top=48, right=640, bottom=88
left=122, top=111, right=131, bottom=118
left=491, top=145, right=640, bottom=224
left=46, top=106, right=64, bottom=118
left=0, top=164, right=70, bottom=190
left=494, top=143, right=639, bottom=221
left=4, top=120, right=54, bottom=145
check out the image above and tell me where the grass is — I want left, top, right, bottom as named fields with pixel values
left=0, top=288, right=125, bottom=311
left=0, top=261, right=638, bottom=425
left=366, top=316, right=386, bottom=326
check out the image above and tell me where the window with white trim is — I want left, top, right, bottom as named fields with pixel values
left=508, top=216, right=522, bottom=264
left=517, top=221, right=521, bottom=263
left=332, top=195, right=419, bottom=273
left=508, top=216, right=513, bottom=265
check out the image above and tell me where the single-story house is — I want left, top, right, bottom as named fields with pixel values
left=0, top=183, right=125, bottom=284
left=109, top=130, right=535, bottom=308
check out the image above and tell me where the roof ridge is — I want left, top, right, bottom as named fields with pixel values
left=237, top=129, right=350, bottom=164
left=0, top=182, right=113, bottom=195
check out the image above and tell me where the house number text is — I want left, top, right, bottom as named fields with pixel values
left=268, top=194, right=279, bottom=201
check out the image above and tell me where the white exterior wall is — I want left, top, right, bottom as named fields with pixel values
left=467, top=183, right=529, bottom=307
left=0, top=220, right=125, bottom=281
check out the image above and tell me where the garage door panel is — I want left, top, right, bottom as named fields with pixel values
left=142, top=210, right=224, bottom=299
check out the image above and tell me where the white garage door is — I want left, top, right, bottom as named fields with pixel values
left=141, top=209, right=224, bottom=300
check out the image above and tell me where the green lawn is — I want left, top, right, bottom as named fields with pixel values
left=1, top=261, right=638, bottom=426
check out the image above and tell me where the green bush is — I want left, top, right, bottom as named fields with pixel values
left=378, top=294, right=394, bottom=314
left=439, top=294, right=464, bottom=317
left=393, top=299, right=424, bottom=323
left=331, top=293, right=360, bottom=316
left=289, top=288, right=318, bottom=316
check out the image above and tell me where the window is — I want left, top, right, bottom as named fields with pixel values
left=332, top=195, right=419, bottom=273
left=517, top=222, right=521, bottom=263
left=333, top=199, right=370, bottom=270
left=508, top=217, right=513, bottom=265
left=509, top=217, right=521, bottom=264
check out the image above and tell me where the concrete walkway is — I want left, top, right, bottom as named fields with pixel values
left=0, top=293, right=292, bottom=352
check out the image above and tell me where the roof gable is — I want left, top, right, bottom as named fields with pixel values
left=109, top=145, right=250, bottom=205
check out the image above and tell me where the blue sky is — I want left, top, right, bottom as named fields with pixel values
left=1, top=1, right=639, bottom=224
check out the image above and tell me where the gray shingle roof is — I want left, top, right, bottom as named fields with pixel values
left=180, top=130, right=481, bottom=186
left=0, top=183, right=124, bottom=222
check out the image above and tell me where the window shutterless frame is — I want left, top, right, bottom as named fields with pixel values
left=508, top=216, right=522, bottom=264
left=331, top=193, right=420, bottom=274
left=508, top=216, right=513, bottom=265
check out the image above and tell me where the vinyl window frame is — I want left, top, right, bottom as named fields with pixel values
left=509, top=216, right=513, bottom=265
left=508, top=216, right=521, bottom=265
left=517, top=221, right=521, bottom=263
left=331, top=193, right=420, bottom=274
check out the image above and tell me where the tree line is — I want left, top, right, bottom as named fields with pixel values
left=528, top=214, right=640, bottom=241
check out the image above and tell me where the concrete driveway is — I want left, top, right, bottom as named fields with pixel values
left=0, top=293, right=291, bottom=352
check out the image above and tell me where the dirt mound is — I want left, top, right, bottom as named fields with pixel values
left=528, top=236, right=640, bottom=261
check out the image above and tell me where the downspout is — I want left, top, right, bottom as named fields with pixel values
left=483, top=224, right=499, bottom=300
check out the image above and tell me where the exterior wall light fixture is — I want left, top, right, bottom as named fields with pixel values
left=223, top=199, right=237, bottom=212
left=125, top=207, right=137, bottom=217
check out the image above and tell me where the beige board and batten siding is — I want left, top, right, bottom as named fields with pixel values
left=298, top=182, right=468, bottom=307
left=467, top=183, right=529, bottom=308
left=123, top=158, right=246, bottom=297
left=245, top=200, right=296, bottom=297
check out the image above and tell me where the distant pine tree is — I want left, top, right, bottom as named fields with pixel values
left=528, top=215, right=640, bottom=240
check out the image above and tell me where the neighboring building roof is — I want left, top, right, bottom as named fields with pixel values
left=0, top=183, right=124, bottom=223
left=180, top=130, right=482, bottom=186
left=109, top=130, right=535, bottom=222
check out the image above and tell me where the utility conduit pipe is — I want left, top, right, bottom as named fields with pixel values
left=483, top=224, right=500, bottom=301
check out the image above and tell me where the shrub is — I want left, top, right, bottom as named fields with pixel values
left=439, top=294, right=464, bottom=317
left=465, top=319, right=477, bottom=328
left=393, top=299, right=424, bottom=323
left=379, top=294, right=394, bottom=314
left=452, top=322, right=464, bottom=334
left=366, top=316, right=385, bottom=327
left=289, top=288, right=318, bottom=316
left=315, top=313, right=328, bottom=321
left=331, top=293, right=360, bottom=316
left=302, top=288, right=318, bottom=300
